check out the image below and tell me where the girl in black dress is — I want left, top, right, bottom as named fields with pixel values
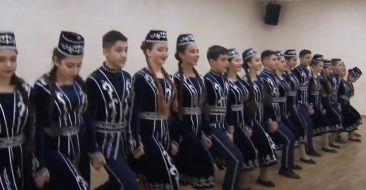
left=314, top=59, right=341, bottom=152
left=242, top=48, right=277, bottom=188
left=226, top=48, right=258, bottom=190
left=0, top=31, right=47, bottom=190
left=339, top=66, right=362, bottom=142
left=33, top=31, right=104, bottom=190
left=130, top=30, right=180, bottom=190
left=174, top=34, right=215, bottom=189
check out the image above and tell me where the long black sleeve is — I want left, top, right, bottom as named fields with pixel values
left=31, top=84, right=49, bottom=168
left=260, top=78, right=277, bottom=124
left=129, top=74, right=144, bottom=150
left=84, top=78, right=99, bottom=154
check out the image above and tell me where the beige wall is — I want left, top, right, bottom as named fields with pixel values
left=0, top=0, right=260, bottom=83
left=253, top=0, right=366, bottom=114
left=1, top=0, right=365, bottom=114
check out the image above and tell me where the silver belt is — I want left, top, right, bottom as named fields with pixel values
left=209, top=106, right=226, bottom=115
left=278, top=97, right=287, bottom=103
left=44, top=126, right=80, bottom=137
left=96, top=122, right=127, bottom=133
left=183, top=107, right=202, bottom=115
left=0, top=134, right=25, bottom=148
left=288, top=91, right=297, bottom=96
left=231, top=104, right=243, bottom=112
left=272, top=98, right=280, bottom=103
left=299, top=86, right=308, bottom=90
left=139, top=112, right=168, bottom=120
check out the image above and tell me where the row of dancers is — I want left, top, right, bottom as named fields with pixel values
left=0, top=29, right=362, bottom=190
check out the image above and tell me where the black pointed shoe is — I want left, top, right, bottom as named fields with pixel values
left=307, top=150, right=322, bottom=157
left=292, top=164, right=303, bottom=170
left=321, top=147, right=338, bottom=153
left=279, top=169, right=301, bottom=179
left=329, top=143, right=341, bottom=149
left=257, top=178, right=275, bottom=187
left=348, top=138, right=362, bottom=143
left=238, top=184, right=251, bottom=190
left=300, top=158, right=316, bottom=164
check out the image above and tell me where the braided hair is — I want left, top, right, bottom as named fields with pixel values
left=242, top=54, right=259, bottom=115
left=141, top=41, right=178, bottom=116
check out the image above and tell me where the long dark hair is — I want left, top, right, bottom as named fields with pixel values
left=275, top=57, right=290, bottom=97
left=320, top=66, right=332, bottom=96
left=227, top=57, right=248, bottom=98
left=11, top=74, right=34, bottom=152
left=10, top=75, right=30, bottom=107
left=309, top=60, right=320, bottom=95
left=45, top=48, right=86, bottom=119
left=141, top=41, right=178, bottom=116
left=3, top=50, right=34, bottom=153
left=175, top=43, right=206, bottom=119
left=275, top=73, right=290, bottom=97
left=242, top=57, right=259, bottom=114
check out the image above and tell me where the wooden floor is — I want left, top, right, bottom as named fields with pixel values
left=91, top=118, right=366, bottom=190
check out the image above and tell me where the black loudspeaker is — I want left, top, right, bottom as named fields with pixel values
left=263, top=3, right=282, bottom=25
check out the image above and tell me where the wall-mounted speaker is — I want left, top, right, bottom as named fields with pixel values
left=264, top=2, right=282, bottom=25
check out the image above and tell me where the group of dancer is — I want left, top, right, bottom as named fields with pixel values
left=0, top=29, right=362, bottom=190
